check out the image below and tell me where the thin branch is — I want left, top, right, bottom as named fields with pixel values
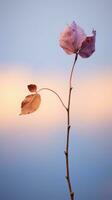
left=65, top=53, right=78, bottom=200
left=69, top=53, right=78, bottom=89
left=37, top=87, right=67, bottom=111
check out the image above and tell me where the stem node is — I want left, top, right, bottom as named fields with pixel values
left=64, top=151, right=68, bottom=156
left=68, top=125, right=71, bottom=129
left=66, top=176, right=69, bottom=180
left=71, top=192, right=74, bottom=198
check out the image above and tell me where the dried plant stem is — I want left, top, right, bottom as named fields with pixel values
left=38, top=53, right=78, bottom=200
left=38, top=87, right=67, bottom=110
left=65, top=53, right=78, bottom=200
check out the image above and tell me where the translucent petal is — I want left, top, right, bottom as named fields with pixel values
left=59, top=21, right=86, bottom=54
left=79, top=30, right=96, bottom=58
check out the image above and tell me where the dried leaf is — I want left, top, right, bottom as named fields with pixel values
left=27, top=84, right=37, bottom=92
left=20, top=94, right=41, bottom=115
left=79, top=30, right=96, bottom=58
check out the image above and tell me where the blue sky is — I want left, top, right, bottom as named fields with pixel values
left=0, top=0, right=112, bottom=69
left=0, top=0, right=112, bottom=200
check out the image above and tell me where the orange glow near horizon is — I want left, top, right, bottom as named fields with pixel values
left=0, top=67, right=112, bottom=131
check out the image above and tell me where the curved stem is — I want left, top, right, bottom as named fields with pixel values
left=65, top=53, right=78, bottom=200
left=69, top=53, right=78, bottom=88
left=38, top=88, right=67, bottom=111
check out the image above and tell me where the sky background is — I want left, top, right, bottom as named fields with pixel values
left=0, top=0, right=112, bottom=200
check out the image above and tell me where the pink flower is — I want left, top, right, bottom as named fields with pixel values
left=59, top=21, right=96, bottom=58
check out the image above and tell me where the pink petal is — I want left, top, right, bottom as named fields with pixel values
left=71, top=21, right=86, bottom=51
left=59, top=21, right=86, bottom=54
left=79, top=30, right=96, bottom=58
left=59, top=25, right=76, bottom=54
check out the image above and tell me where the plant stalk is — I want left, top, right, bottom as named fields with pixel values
left=65, top=53, right=78, bottom=200
left=38, top=53, right=78, bottom=200
left=38, top=87, right=67, bottom=110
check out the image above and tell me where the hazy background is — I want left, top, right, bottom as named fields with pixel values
left=0, top=0, right=112, bottom=199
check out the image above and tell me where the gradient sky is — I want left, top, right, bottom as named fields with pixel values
left=0, top=0, right=112, bottom=200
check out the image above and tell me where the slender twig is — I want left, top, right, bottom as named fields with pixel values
left=37, top=53, right=78, bottom=200
left=65, top=53, right=78, bottom=200
left=38, top=87, right=67, bottom=110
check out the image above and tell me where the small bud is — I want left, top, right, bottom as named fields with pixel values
left=27, top=84, right=37, bottom=93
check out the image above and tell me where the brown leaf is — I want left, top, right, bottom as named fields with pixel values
left=27, top=84, right=37, bottom=92
left=20, top=94, right=41, bottom=115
